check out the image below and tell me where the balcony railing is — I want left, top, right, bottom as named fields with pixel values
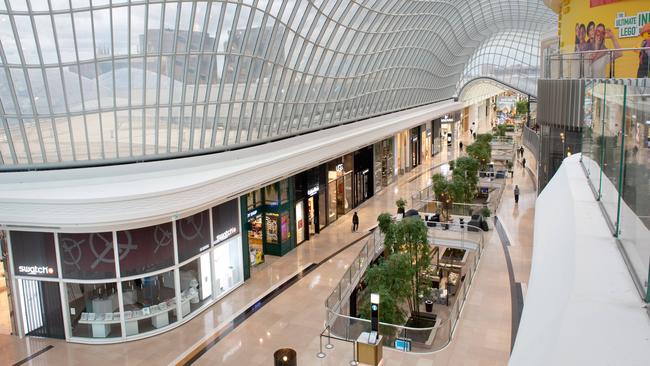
left=545, top=47, right=650, bottom=79
left=581, top=80, right=650, bottom=302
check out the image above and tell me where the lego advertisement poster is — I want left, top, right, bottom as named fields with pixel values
left=560, top=0, right=650, bottom=78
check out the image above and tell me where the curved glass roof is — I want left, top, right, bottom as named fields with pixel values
left=0, top=0, right=555, bottom=168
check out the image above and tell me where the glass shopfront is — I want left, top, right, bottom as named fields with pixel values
left=373, top=138, right=394, bottom=193
left=396, top=130, right=409, bottom=175
left=353, top=146, right=374, bottom=207
left=241, top=179, right=295, bottom=265
left=5, top=199, right=244, bottom=344
left=294, top=165, right=326, bottom=244
left=327, top=155, right=353, bottom=223
left=410, top=126, right=421, bottom=168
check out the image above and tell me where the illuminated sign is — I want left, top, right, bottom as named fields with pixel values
left=307, top=186, right=319, bottom=196
left=336, top=164, right=344, bottom=172
left=361, top=169, right=369, bottom=174
left=441, top=115, right=454, bottom=123
left=18, top=265, right=54, bottom=276
left=215, top=227, right=238, bottom=243
left=247, top=209, right=258, bottom=218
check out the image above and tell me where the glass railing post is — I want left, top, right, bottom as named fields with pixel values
left=559, top=53, right=563, bottom=79
left=580, top=52, right=584, bottom=78
left=614, top=85, right=627, bottom=237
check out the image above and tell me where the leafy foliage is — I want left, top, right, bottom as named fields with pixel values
left=495, top=124, right=508, bottom=137
left=452, top=156, right=480, bottom=202
left=376, top=216, right=432, bottom=318
left=358, top=253, right=413, bottom=326
left=432, top=173, right=461, bottom=221
left=466, top=134, right=493, bottom=170
left=516, top=99, right=529, bottom=116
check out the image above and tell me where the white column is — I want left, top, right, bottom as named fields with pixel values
left=5, top=232, right=24, bottom=337
left=53, top=233, right=71, bottom=341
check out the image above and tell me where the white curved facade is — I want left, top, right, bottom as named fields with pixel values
left=0, top=0, right=555, bottom=168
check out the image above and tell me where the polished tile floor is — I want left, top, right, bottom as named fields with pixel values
left=0, top=123, right=537, bottom=366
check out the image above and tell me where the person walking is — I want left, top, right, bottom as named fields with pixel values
left=514, top=185, right=520, bottom=204
left=352, top=212, right=359, bottom=232
left=522, top=157, right=527, bottom=169
left=459, top=141, right=463, bottom=152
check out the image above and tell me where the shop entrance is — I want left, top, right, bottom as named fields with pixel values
left=307, top=196, right=317, bottom=236
left=18, top=279, right=65, bottom=339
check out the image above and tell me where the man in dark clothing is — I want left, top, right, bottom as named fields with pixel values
left=514, top=185, right=520, bottom=204
left=352, top=212, right=359, bottom=232
left=522, top=157, right=527, bottom=169
left=459, top=141, right=463, bottom=151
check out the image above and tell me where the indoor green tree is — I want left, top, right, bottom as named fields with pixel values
left=452, top=156, right=480, bottom=202
left=432, top=173, right=461, bottom=220
left=358, top=253, right=414, bottom=327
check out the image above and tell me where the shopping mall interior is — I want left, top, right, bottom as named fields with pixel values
left=0, top=0, right=648, bottom=365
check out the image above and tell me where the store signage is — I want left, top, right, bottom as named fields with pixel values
left=18, top=265, right=54, bottom=276
left=615, top=11, right=650, bottom=38
left=247, top=209, right=258, bottom=219
left=307, top=186, right=319, bottom=196
left=336, top=164, right=344, bottom=172
left=441, top=115, right=454, bottom=123
left=362, top=169, right=369, bottom=174
left=215, top=227, right=238, bottom=244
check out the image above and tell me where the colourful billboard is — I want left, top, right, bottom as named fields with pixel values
left=560, top=0, right=650, bottom=78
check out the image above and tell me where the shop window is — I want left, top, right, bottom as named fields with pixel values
left=176, top=210, right=210, bottom=263
left=246, top=189, right=262, bottom=210
left=211, top=199, right=240, bottom=244
left=265, top=213, right=279, bottom=244
left=117, top=223, right=174, bottom=277
left=10, top=231, right=58, bottom=278
left=120, top=269, right=178, bottom=337
left=264, top=183, right=279, bottom=206
left=280, top=179, right=289, bottom=203
left=213, top=236, right=243, bottom=298
left=247, top=210, right=264, bottom=266
left=280, top=211, right=291, bottom=242
left=179, top=252, right=212, bottom=315
left=59, top=232, right=116, bottom=280
left=66, top=282, right=122, bottom=339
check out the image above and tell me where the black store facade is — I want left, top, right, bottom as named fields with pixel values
left=294, top=166, right=327, bottom=245
left=4, top=199, right=245, bottom=343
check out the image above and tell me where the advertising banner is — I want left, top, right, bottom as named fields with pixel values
left=560, top=0, right=650, bottom=78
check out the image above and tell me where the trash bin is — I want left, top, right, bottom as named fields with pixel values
left=425, top=300, right=434, bottom=312
left=274, top=348, right=297, bottom=366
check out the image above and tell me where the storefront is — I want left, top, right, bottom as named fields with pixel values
left=4, top=199, right=244, bottom=343
left=294, top=166, right=327, bottom=245
left=373, top=138, right=395, bottom=193
left=432, top=119, right=442, bottom=156
left=395, top=130, right=409, bottom=175
left=241, top=179, right=295, bottom=269
left=353, top=146, right=374, bottom=207
left=326, top=155, right=354, bottom=224
left=410, top=126, right=421, bottom=168
left=440, top=112, right=461, bottom=148
left=421, top=124, right=432, bottom=159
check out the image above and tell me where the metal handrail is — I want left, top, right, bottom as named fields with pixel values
left=545, top=47, right=650, bottom=79
left=323, top=222, right=486, bottom=353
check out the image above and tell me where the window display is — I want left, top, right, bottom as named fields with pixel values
left=295, top=201, right=305, bottom=244
left=180, top=253, right=212, bottom=315
left=176, top=210, right=210, bottom=263
left=120, top=270, right=178, bottom=337
left=213, top=237, right=243, bottom=297
left=280, top=211, right=290, bottom=243
left=247, top=211, right=264, bottom=266
left=117, top=222, right=174, bottom=277
left=67, top=282, right=122, bottom=338
left=59, top=232, right=116, bottom=280
left=265, top=213, right=278, bottom=244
